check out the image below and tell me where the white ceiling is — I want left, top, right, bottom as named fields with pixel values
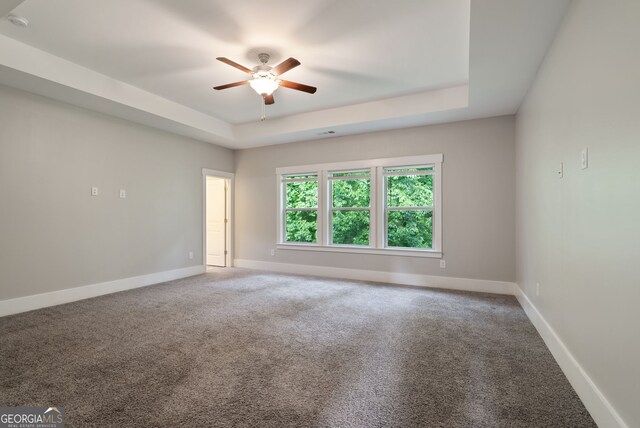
left=0, top=0, right=569, bottom=149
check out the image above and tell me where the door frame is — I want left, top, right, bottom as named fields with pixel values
left=202, top=168, right=234, bottom=267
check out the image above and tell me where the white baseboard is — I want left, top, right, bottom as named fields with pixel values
left=0, top=265, right=206, bottom=317
left=233, top=259, right=516, bottom=295
left=514, top=285, right=628, bottom=428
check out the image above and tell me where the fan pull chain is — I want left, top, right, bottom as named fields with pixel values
left=260, top=97, right=266, bottom=121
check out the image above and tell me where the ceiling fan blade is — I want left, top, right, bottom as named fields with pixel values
left=216, top=57, right=252, bottom=74
left=263, top=94, right=275, bottom=105
left=272, top=57, right=301, bottom=76
left=213, top=81, right=249, bottom=90
left=279, top=80, right=317, bottom=94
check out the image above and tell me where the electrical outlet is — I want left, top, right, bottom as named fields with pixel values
left=188, top=251, right=194, bottom=260
left=91, top=186, right=98, bottom=196
left=439, top=260, right=446, bottom=269
left=119, top=189, right=126, bottom=198
left=536, top=282, right=540, bottom=297
left=270, top=249, right=275, bottom=256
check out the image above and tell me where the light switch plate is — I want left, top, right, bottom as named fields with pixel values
left=557, top=162, right=564, bottom=178
left=581, top=148, right=588, bottom=169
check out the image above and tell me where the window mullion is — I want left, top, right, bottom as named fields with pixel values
left=330, top=175, right=370, bottom=181
left=382, top=170, right=433, bottom=177
left=278, top=176, right=284, bottom=243
left=332, top=207, right=370, bottom=211
left=282, top=178, right=317, bottom=183
left=375, top=166, right=385, bottom=249
left=368, top=166, right=375, bottom=248
left=386, top=206, right=433, bottom=211
left=319, top=170, right=327, bottom=246
left=433, top=162, right=442, bottom=252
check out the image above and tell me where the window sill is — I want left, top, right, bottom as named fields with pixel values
left=276, top=243, right=442, bottom=258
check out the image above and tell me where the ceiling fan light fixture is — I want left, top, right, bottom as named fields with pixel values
left=249, top=71, right=279, bottom=96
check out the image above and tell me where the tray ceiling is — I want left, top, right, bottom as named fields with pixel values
left=0, top=0, right=569, bottom=148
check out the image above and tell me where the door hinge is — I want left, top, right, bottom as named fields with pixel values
left=224, top=250, right=228, bottom=255
left=224, top=218, right=228, bottom=223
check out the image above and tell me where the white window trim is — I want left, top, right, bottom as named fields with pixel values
left=276, top=154, right=443, bottom=258
left=280, top=173, right=319, bottom=246
left=327, top=168, right=373, bottom=247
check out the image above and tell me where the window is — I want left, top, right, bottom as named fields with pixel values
left=329, top=170, right=371, bottom=246
left=282, top=173, right=318, bottom=243
left=384, top=166, right=434, bottom=249
left=277, top=154, right=442, bottom=257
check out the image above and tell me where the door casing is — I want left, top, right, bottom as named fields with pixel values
left=202, top=168, right=234, bottom=267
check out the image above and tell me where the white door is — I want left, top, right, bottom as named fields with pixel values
left=206, top=177, right=226, bottom=266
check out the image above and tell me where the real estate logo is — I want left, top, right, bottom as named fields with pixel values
left=0, top=406, right=64, bottom=428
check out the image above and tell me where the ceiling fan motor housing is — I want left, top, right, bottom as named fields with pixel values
left=252, top=64, right=273, bottom=73
left=253, top=53, right=273, bottom=73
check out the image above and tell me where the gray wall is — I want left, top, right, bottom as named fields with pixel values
left=235, top=116, right=515, bottom=282
left=0, top=84, right=234, bottom=300
left=515, top=0, right=640, bottom=426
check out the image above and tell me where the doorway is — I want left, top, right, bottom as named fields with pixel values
left=203, top=169, right=233, bottom=268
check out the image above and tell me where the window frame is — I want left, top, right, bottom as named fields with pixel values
left=280, top=172, right=319, bottom=244
left=276, top=154, right=443, bottom=258
left=328, top=169, right=373, bottom=247
left=382, top=166, right=435, bottom=249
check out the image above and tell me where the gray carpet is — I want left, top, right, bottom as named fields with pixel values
left=0, top=269, right=595, bottom=427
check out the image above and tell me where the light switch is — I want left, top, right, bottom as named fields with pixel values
left=581, top=148, right=588, bottom=169
left=91, top=186, right=98, bottom=196
left=119, top=189, right=126, bottom=199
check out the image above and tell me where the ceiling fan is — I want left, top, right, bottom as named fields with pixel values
left=213, top=53, right=317, bottom=107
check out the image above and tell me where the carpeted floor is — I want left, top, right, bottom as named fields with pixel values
left=0, top=269, right=595, bottom=427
